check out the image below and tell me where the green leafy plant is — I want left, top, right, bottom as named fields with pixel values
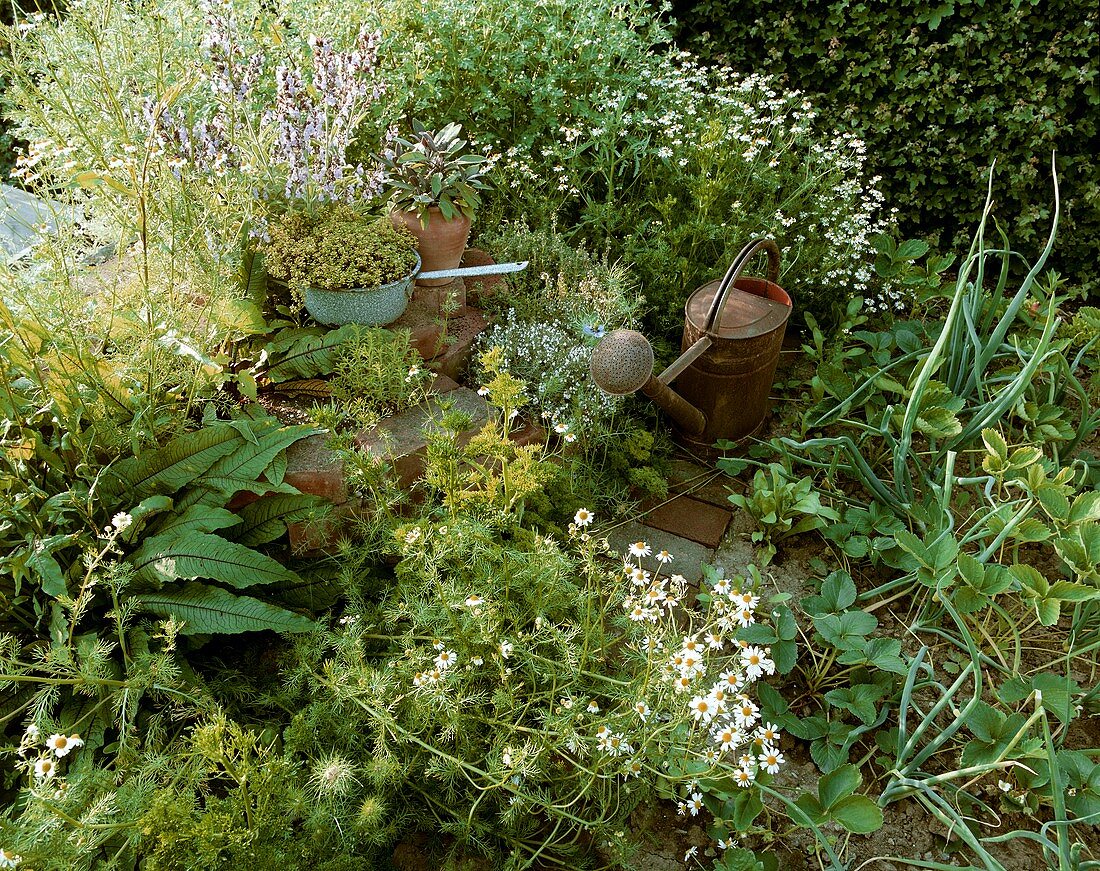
left=378, top=119, right=492, bottom=223
left=793, top=763, right=884, bottom=835
left=725, top=463, right=839, bottom=564
left=262, top=206, right=418, bottom=294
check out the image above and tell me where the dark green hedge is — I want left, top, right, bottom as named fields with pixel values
left=672, top=0, right=1099, bottom=293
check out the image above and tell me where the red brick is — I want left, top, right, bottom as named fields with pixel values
left=391, top=299, right=446, bottom=360
left=412, top=278, right=466, bottom=313
left=429, top=373, right=462, bottom=395
left=509, top=420, right=546, bottom=448
left=641, top=494, right=731, bottom=549
left=429, top=306, right=489, bottom=380
left=667, top=459, right=737, bottom=509
left=283, top=433, right=348, bottom=504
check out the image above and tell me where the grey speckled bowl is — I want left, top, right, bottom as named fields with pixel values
left=303, top=254, right=421, bottom=326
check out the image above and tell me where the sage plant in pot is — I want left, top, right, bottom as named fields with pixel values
left=380, top=120, right=491, bottom=287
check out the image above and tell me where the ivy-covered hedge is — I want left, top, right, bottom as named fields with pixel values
left=672, top=0, right=1099, bottom=293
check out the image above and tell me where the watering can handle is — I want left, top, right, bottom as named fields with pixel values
left=701, top=238, right=781, bottom=335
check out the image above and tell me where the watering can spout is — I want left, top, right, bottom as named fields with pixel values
left=589, top=329, right=708, bottom=436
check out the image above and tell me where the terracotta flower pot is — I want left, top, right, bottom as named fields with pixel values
left=391, top=207, right=472, bottom=286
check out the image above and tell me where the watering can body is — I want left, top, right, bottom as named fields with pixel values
left=674, top=273, right=792, bottom=452
left=589, top=238, right=792, bottom=457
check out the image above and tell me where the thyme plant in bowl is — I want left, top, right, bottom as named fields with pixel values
left=263, top=205, right=420, bottom=326
left=381, top=120, right=492, bottom=287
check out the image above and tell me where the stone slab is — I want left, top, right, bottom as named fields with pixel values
left=283, top=433, right=348, bottom=504
left=667, top=458, right=739, bottom=509
left=604, top=521, right=714, bottom=587
left=640, top=494, right=732, bottom=549
left=355, top=386, right=489, bottom=489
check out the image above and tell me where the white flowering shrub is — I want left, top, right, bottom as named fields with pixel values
left=281, top=368, right=795, bottom=865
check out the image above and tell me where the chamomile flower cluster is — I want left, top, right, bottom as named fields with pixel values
left=18, top=723, right=85, bottom=786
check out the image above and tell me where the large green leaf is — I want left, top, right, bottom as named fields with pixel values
left=137, top=582, right=315, bottom=635
left=128, top=530, right=302, bottom=589
left=107, top=425, right=242, bottom=500
left=153, top=505, right=241, bottom=538
left=198, top=422, right=319, bottom=495
left=233, top=493, right=324, bottom=546
left=264, top=324, right=361, bottom=382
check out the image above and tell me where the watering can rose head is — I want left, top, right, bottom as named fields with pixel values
left=377, top=119, right=494, bottom=225
left=262, top=205, right=418, bottom=293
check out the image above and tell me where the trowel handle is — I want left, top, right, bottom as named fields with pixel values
left=702, top=239, right=781, bottom=334
left=417, top=260, right=529, bottom=280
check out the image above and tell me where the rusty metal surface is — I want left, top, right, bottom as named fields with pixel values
left=677, top=276, right=792, bottom=445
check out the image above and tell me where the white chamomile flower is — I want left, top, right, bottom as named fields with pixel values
left=477, top=386, right=490, bottom=396
left=47, top=734, right=82, bottom=758
left=714, top=725, right=743, bottom=752
left=655, top=549, right=673, bottom=563
left=734, top=698, right=760, bottom=728
left=684, top=846, right=698, bottom=860
left=471, top=656, right=484, bottom=666
left=563, top=432, right=577, bottom=443
left=34, top=757, right=57, bottom=781
left=998, top=780, right=1012, bottom=792
left=434, top=649, right=457, bottom=670
left=633, top=701, right=650, bottom=720
left=464, top=594, right=484, bottom=608
left=741, top=645, right=770, bottom=679
left=573, top=508, right=593, bottom=526
left=685, top=792, right=703, bottom=815
left=756, top=722, right=782, bottom=745
left=758, top=746, right=785, bottom=774
left=0, top=847, right=22, bottom=869
left=689, top=695, right=718, bottom=724
left=586, top=700, right=600, bottom=714
left=713, top=577, right=732, bottom=596
left=554, top=422, right=569, bottom=434
left=499, top=640, right=514, bottom=658
left=628, top=541, right=651, bottom=558
left=734, top=767, right=755, bottom=787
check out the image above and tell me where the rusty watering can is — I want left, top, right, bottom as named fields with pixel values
left=590, top=238, right=792, bottom=454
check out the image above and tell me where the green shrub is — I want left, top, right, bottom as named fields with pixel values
left=675, top=0, right=1100, bottom=295
left=263, top=207, right=418, bottom=292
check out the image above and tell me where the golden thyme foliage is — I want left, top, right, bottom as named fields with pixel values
left=262, top=206, right=419, bottom=292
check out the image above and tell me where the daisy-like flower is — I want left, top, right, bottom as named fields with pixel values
left=689, top=695, right=719, bottom=724
left=626, top=758, right=643, bottom=777
left=47, top=734, right=82, bottom=758
left=734, top=698, right=760, bottom=728
left=499, top=640, right=514, bottom=658
left=713, top=577, right=732, bottom=596
left=703, top=748, right=721, bottom=764
left=0, top=848, right=22, bottom=869
left=705, top=631, right=724, bottom=650
left=758, top=746, right=785, bottom=774
left=756, top=722, right=782, bottom=746
left=734, top=767, right=756, bottom=788
left=713, top=725, right=743, bottom=752
left=564, top=433, right=577, bottom=443
left=673, top=675, right=693, bottom=693
left=471, top=656, right=484, bottom=666
left=718, top=670, right=744, bottom=692
left=630, top=567, right=651, bottom=586
left=24, top=724, right=39, bottom=742
left=573, top=508, right=593, bottom=526
left=554, top=422, right=570, bottom=434
left=586, top=700, right=600, bottom=714
left=477, top=386, right=490, bottom=396
left=640, top=636, right=664, bottom=653
left=404, top=526, right=422, bottom=545
left=741, top=646, right=770, bottom=680
left=627, top=604, right=648, bottom=622
left=628, top=541, right=651, bottom=558
left=685, top=792, right=704, bottom=816
left=676, top=801, right=687, bottom=816
left=684, top=846, right=698, bottom=860
left=655, top=549, right=673, bottom=563
left=734, top=608, right=756, bottom=628
left=634, top=701, right=651, bottom=720
left=736, top=591, right=760, bottom=610
left=434, top=649, right=457, bottom=670
left=464, top=594, right=484, bottom=608
left=605, top=733, right=633, bottom=756
left=34, top=758, right=57, bottom=781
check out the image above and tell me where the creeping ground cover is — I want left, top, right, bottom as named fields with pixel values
left=0, top=0, right=1097, bottom=869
